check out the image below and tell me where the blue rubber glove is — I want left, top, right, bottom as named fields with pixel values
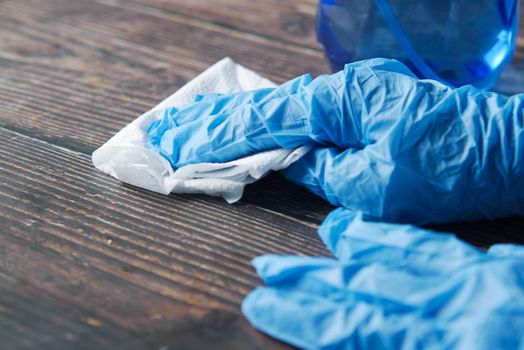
left=147, top=58, right=524, bottom=224
left=242, top=208, right=524, bottom=350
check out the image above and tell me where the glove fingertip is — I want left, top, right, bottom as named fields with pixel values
left=318, top=208, right=360, bottom=256
left=241, top=287, right=314, bottom=350
left=241, top=287, right=263, bottom=319
left=241, top=288, right=286, bottom=335
left=251, top=254, right=302, bottom=282
left=488, top=244, right=524, bottom=259
left=251, top=254, right=278, bottom=271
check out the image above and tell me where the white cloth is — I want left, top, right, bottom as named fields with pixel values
left=92, top=58, right=310, bottom=202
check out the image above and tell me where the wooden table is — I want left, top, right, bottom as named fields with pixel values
left=1, top=1, right=523, bottom=349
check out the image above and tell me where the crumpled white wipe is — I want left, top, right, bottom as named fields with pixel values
left=92, top=57, right=310, bottom=203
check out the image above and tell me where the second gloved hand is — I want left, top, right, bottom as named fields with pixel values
left=242, top=208, right=524, bottom=350
left=147, top=58, right=524, bottom=224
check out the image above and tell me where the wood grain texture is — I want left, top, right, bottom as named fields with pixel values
left=0, top=0, right=523, bottom=349
left=0, top=0, right=328, bottom=152
left=0, top=128, right=326, bottom=349
left=105, top=0, right=320, bottom=48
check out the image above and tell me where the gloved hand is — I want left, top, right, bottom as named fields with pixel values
left=242, top=208, right=524, bottom=350
left=147, top=58, right=524, bottom=224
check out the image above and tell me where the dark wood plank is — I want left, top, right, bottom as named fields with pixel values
left=0, top=0, right=327, bottom=79
left=0, top=127, right=327, bottom=349
left=105, top=0, right=524, bottom=95
left=103, top=0, right=320, bottom=49
left=0, top=0, right=328, bottom=150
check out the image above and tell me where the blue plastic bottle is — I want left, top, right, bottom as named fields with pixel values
left=317, top=0, right=519, bottom=89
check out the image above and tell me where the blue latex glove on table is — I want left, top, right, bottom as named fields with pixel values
left=147, top=58, right=524, bottom=224
left=145, top=59, right=524, bottom=349
left=242, top=208, right=524, bottom=350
